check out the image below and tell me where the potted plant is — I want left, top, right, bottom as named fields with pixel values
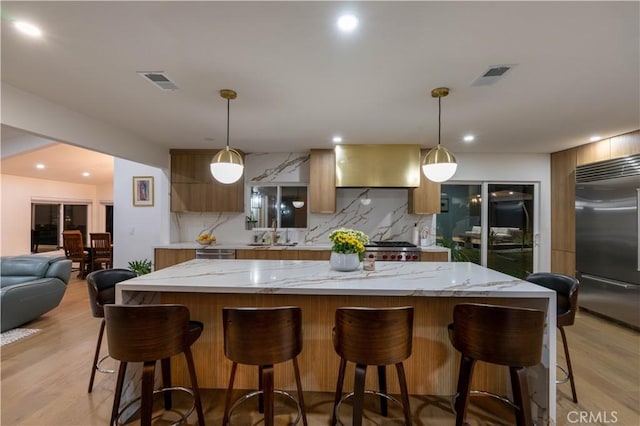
left=128, top=259, right=153, bottom=276
left=328, top=228, right=369, bottom=271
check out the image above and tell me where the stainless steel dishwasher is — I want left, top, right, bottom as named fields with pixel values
left=195, top=248, right=236, bottom=259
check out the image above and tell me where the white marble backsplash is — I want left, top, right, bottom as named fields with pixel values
left=171, top=152, right=435, bottom=245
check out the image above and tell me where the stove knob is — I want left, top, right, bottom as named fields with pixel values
left=368, top=254, right=375, bottom=259
left=412, top=255, right=418, bottom=260
left=391, top=254, right=396, bottom=260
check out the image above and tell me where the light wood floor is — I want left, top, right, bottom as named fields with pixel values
left=1, top=276, right=638, bottom=426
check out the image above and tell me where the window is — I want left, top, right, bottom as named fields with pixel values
left=31, top=202, right=89, bottom=252
left=249, top=185, right=307, bottom=228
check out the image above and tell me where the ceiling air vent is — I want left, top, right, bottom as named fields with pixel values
left=137, top=71, right=179, bottom=91
left=472, top=64, right=516, bottom=86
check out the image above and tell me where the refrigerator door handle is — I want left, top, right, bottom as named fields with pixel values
left=637, top=188, right=640, bottom=272
left=581, top=273, right=633, bottom=289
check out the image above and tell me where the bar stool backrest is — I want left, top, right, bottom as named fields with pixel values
left=452, top=303, right=544, bottom=367
left=526, top=272, right=579, bottom=327
left=104, top=304, right=190, bottom=362
left=223, top=306, right=303, bottom=365
left=334, top=306, right=414, bottom=365
left=86, top=269, right=136, bottom=318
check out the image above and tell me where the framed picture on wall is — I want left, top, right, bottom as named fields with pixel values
left=133, top=176, right=154, bottom=207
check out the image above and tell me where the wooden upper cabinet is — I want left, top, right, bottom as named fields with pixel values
left=170, top=149, right=244, bottom=212
left=309, top=149, right=336, bottom=213
left=610, top=130, right=640, bottom=159
left=576, top=139, right=610, bottom=166
left=551, top=147, right=577, bottom=253
left=408, top=149, right=441, bottom=214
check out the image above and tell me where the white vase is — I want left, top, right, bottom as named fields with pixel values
left=330, top=252, right=360, bottom=272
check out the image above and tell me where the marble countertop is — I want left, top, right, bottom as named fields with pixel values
left=155, top=242, right=449, bottom=252
left=116, top=259, right=552, bottom=299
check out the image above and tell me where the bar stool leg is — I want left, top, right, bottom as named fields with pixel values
left=258, top=365, right=264, bottom=413
left=352, top=364, right=367, bottom=426
left=292, top=357, right=309, bottom=426
left=331, top=358, right=347, bottom=426
left=88, top=319, right=105, bottom=393
left=377, top=365, right=388, bottom=416
left=140, top=361, right=156, bottom=426
left=161, top=358, right=172, bottom=410
left=454, top=356, right=475, bottom=426
left=559, top=326, right=578, bottom=403
left=223, top=362, right=238, bottom=425
left=262, top=364, right=275, bottom=426
left=395, top=362, right=413, bottom=425
left=510, top=366, right=533, bottom=426
left=184, top=347, right=205, bottom=426
left=110, top=362, right=127, bottom=426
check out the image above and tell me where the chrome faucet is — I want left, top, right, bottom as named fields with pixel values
left=271, top=219, right=278, bottom=245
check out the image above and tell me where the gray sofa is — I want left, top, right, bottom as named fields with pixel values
left=1, top=256, right=72, bottom=332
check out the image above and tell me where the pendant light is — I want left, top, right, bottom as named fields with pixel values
left=422, top=87, right=457, bottom=183
left=292, top=187, right=305, bottom=209
left=210, top=89, right=244, bottom=184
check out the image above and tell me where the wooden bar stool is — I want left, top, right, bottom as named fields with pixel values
left=331, top=306, right=414, bottom=426
left=526, top=272, right=579, bottom=403
left=448, top=303, right=545, bottom=426
left=222, top=306, right=307, bottom=426
left=104, top=304, right=205, bottom=426
left=86, top=268, right=136, bottom=393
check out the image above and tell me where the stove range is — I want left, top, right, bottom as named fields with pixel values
left=364, top=241, right=421, bottom=261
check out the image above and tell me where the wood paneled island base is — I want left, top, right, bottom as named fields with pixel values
left=117, top=260, right=556, bottom=424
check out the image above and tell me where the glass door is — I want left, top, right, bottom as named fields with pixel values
left=435, top=184, right=482, bottom=264
left=486, top=184, right=535, bottom=279
left=437, top=182, right=538, bottom=278
left=31, top=204, right=60, bottom=253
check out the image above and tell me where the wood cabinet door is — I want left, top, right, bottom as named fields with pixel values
left=551, top=148, right=576, bottom=253
left=154, top=248, right=196, bottom=270
left=236, top=249, right=299, bottom=260
left=419, top=252, right=448, bottom=262
left=408, top=149, right=441, bottom=214
left=170, top=149, right=244, bottom=212
left=309, top=149, right=336, bottom=213
left=576, top=139, right=610, bottom=165
left=297, top=250, right=331, bottom=260
left=610, top=130, right=640, bottom=159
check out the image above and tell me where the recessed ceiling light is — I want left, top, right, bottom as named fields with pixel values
left=337, top=14, right=358, bottom=32
left=36, top=164, right=45, bottom=169
left=332, top=136, right=343, bottom=143
left=14, top=21, right=42, bottom=38
left=82, top=172, right=90, bottom=177
left=463, top=135, right=475, bottom=142
left=589, top=135, right=602, bottom=142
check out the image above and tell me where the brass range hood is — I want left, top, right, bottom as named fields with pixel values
left=335, top=144, right=422, bottom=188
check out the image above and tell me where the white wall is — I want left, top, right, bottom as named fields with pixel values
left=0, top=174, right=101, bottom=256
left=112, top=158, right=170, bottom=269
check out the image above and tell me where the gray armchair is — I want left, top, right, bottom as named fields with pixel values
left=1, top=256, right=72, bottom=332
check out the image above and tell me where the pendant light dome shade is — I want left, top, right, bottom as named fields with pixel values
left=211, top=89, right=244, bottom=184
left=422, top=87, right=457, bottom=183
left=422, top=145, right=457, bottom=182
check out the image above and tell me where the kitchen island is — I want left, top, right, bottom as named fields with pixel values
left=116, top=259, right=556, bottom=424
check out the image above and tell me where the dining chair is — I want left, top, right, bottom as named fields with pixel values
left=90, top=232, right=113, bottom=270
left=62, top=230, right=91, bottom=278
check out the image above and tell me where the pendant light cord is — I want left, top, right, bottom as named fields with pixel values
left=438, top=95, right=442, bottom=146
left=226, top=97, right=230, bottom=149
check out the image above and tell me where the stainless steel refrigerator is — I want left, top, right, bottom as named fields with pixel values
left=575, top=154, right=640, bottom=329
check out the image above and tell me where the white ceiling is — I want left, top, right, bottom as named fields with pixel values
left=1, top=1, right=639, bottom=183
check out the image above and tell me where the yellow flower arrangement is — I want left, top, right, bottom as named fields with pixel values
left=328, top=228, right=369, bottom=261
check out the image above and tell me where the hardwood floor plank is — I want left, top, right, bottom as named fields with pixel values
left=2, top=276, right=638, bottom=425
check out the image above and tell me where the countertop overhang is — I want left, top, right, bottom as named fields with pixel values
left=155, top=242, right=449, bottom=253
left=116, top=259, right=552, bottom=300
